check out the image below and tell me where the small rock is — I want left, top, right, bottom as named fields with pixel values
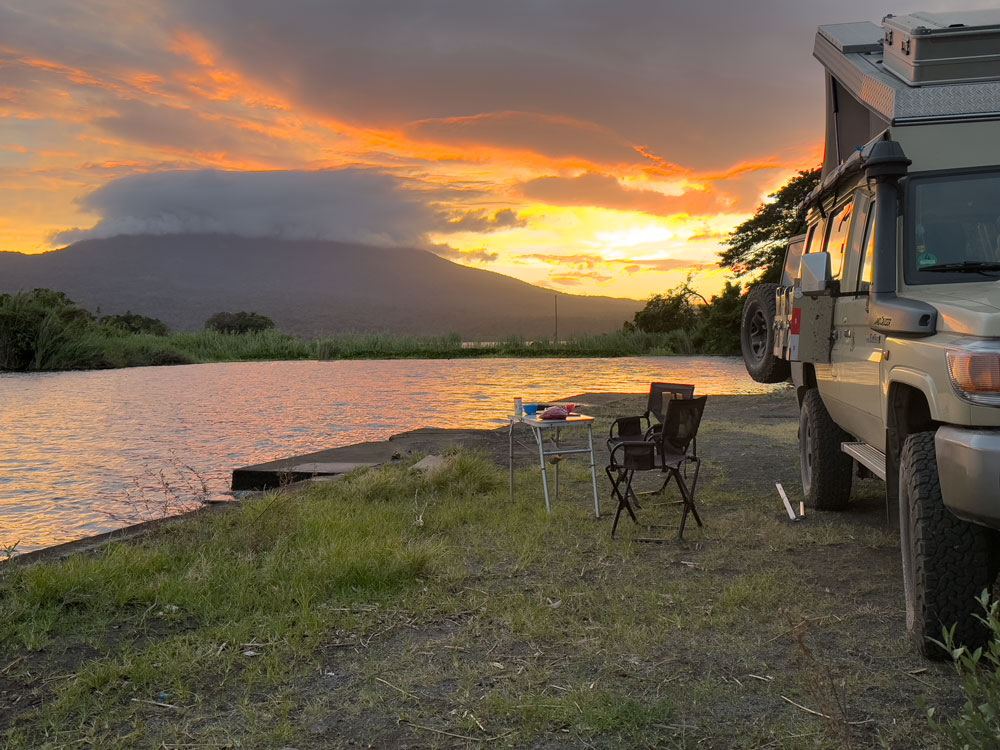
left=410, top=455, right=449, bottom=473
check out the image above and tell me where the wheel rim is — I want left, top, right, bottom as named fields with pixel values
left=748, top=308, right=768, bottom=361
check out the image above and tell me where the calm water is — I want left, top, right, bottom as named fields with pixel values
left=0, top=357, right=777, bottom=552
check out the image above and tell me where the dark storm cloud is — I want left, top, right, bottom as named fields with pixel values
left=95, top=100, right=268, bottom=154
left=408, top=112, right=639, bottom=165
left=53, top=168, right=439, bottom=246
left=164, top=0, right=978, bottom=170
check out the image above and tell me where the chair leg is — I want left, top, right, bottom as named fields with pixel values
left=673, top=469, right=702, bottom=541
left=610, top=469, right=638, bottom=538
left=605, top=465, right=628, bottom=509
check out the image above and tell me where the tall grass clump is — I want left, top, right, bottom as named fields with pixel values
left=168, top=328, right=314, bottom=362
left=924, top=590, right=1000, bottom=747
left=0, top=289, right=99, bottom=370
left=316, top=331, right=464, bottom=359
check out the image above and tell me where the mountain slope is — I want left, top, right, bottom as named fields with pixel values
left=0, top=235, right=641, bottom=338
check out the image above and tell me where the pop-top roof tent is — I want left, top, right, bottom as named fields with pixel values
left=815, top=10, right=1000, bottom=179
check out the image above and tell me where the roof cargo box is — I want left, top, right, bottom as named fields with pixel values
left=883, top=10, right=1000, bottom=85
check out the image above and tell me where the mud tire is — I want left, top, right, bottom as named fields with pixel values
left=799, top=389, right=852, bottom=510
left=899, top=431, right=997, bottom=659
left=740, top=283, right=790, bottom=384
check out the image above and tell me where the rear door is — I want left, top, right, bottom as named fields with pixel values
left=828, top=190, right=884, bottom=448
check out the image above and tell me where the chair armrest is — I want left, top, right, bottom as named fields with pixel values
left=608, top=439, right=655, bottom=469
left=608, top=415, right=649, bottom=441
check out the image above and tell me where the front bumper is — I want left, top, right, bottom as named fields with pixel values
left=936, top=426, right=1000, bottom=529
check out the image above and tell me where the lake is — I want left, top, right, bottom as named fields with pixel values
left=0, top=357, right=780, bottom=553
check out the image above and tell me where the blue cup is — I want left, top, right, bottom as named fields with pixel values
left=524, top=403, right=538, bottom=415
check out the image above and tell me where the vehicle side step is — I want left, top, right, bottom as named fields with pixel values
left=841, top=441, right=886, bottom=481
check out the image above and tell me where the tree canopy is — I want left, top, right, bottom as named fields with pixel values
left=625, top=274, right=743, bottom=354
left=100, top=311, right=170, bottom=336
left=718, top=167, right=820, bottom=283
left=204, top=311, right=276, bottom=335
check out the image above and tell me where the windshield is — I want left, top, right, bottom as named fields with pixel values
left=905, top=170, right=1000, bottom=285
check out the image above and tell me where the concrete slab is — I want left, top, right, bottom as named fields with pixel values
left=231, top=392, right=633, bottom=492
left=231, top=427, right=502, bottom=491
left=290, top=461, right=378, bottom=474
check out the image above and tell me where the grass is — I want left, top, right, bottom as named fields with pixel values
left=0, top=394, right=972, bottom=747
left=9, top=327, right=721, bottom=372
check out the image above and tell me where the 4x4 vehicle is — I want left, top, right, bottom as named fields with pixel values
left=741, top=11, right=1000, bottom=657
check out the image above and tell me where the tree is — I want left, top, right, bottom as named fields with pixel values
left=719, top=167, right=821, bottom=283
left=696, top=280, right=744, bottom=355
left=100, top=311, right=170, bottom=336
left=625, top=282, right=698, bottom=334
left=204, top=311, right=276, bottom=334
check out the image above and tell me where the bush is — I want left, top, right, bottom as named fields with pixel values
left=0, top=289, right=96, bottom=371
left=925, top=590, right=1000, bottom=747
left=100, top=311, right=170, bottom=336
left=204, top=311, right=276, bottom=334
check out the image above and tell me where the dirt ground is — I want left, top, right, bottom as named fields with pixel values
left=0, top=388, right=972, bottom=749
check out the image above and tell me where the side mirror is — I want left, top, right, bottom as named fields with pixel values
left=799, top=252, right=833, bottom=296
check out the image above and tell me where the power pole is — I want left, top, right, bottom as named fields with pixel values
left=554, top=294, right=558, bottom=342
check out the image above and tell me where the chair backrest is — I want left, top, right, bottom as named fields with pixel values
left=659, top=396, right=707, bottom=455
left=647, top=382, right=695, bottom=423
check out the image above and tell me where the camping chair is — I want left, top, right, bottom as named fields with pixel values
left=606, top=383, right=695, bottom=447
left=606, top=396, right=707, bottom=541
left=605, top=383, right=695, bottom=508
left=645, top=382, right=695, bottom=440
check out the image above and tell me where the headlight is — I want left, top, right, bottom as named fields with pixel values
left=946, top=345, right=1000, bottom=406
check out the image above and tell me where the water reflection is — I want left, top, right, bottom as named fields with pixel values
left=0, top=357, right=778, bottom=552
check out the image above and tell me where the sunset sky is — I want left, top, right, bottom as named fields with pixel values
left=0, top=0, right=986, bottom=300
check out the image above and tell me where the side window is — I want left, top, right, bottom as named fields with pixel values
left=824, top=200, right=854, bottom=278
left=857, top=210, right=875, bottom=294
left=803, top=219, right=825, bottom=255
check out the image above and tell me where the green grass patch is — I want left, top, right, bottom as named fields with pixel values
left=0, top=400, right=972, bottom=747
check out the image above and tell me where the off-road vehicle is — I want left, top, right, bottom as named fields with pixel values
left=741, top=10, right=1000, bottom=657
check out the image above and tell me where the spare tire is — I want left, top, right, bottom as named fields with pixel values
left=741, top=283, right=790, bottom=383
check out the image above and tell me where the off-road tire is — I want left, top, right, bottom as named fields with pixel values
left=799, top=389, right=852, bottom=510
left=741, top=283, right=790, bottom=384
left=899, top=431, right=997, bottom=659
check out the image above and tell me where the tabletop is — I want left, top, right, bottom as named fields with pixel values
left=509, top=413, right=594, bottom=426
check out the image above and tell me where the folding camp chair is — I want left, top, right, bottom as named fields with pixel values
left=645, top=382, right=695, bottom=439
left=605, top=383, right=695, bottom=509
left=606, top=396, right=707, bottom=541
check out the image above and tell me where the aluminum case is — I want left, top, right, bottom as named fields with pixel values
left=883, top=10, right=1000, bottom=85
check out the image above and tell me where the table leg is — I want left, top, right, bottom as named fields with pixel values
left=554, top=427, right=562, bottom=498
left=508, top=420, right=515, bottom=501
left=587, top=423, right=600, bottom=518
left=533, top=427, right=551, bottom=514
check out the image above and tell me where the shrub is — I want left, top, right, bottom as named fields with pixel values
left=0, top=289, right=96, bottom=371
left=204, top=311, right=276, bottom=334
left=925, top=590, right=1000, bottom=747
left=100, top=311, right=170, bottom=336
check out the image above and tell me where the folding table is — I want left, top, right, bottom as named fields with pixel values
left=508, top=413, right=601, bottom=517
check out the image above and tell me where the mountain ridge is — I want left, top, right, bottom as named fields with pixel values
left=0, top=234, right=642, bottom=338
